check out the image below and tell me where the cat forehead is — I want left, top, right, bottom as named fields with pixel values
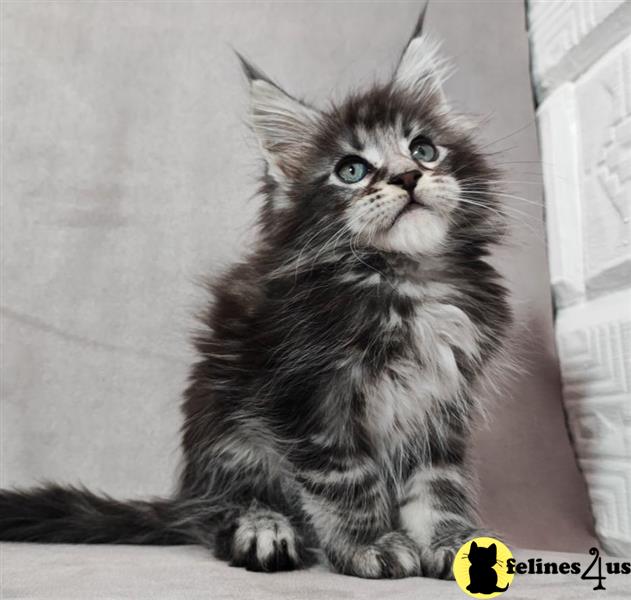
left=335, top=125, right=414, bottom=168
left=351, top=123, right=408, bottom=151
left=338, top=84, right=437, bottom=121
left=322, top=87, right=446, bottom=150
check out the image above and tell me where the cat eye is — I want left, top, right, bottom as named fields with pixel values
left=410, top=136, right=439, bottom=163
left=335, top=156, right=370, bottom=184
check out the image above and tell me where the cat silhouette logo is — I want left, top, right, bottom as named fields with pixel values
left=453, top=537, right=515, bottom=598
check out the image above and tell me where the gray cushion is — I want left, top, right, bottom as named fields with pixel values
left=2, top=544, right=627, bottom=600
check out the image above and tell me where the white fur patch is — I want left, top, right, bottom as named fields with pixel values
left=363, top=287, right=481, bottom=450
left=364, top=358, right=431, bottom=446
left=419, top=302, right=480, bottom=360
left=233, top=509, right=298, bottom=562
left=378, top=209, right=449, bottom=255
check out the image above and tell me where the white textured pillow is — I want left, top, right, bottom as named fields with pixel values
left=529, top=0, right=631, bottom=556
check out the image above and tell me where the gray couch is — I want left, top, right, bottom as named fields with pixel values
left=3, top=544, right=628, bottom=600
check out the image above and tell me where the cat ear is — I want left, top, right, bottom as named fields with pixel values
left=236, top=52, right=321, bottom=183
left=393, top=4, right=451, bottom=100
left=470, top=541, right=478, bottom=550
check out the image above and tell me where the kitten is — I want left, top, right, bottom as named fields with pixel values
left=0, top=7, right=512, bottom=579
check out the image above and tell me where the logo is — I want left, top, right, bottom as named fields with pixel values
left=453, top=540, right=631, bottom=595
left=453, top=537, right=514, bottom=598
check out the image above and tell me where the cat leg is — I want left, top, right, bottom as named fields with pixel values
left=298, top=452, right=421, bottom=578
left=399, top=464, right=486, bottom=579
left=179, top=431, right=311, bottom=572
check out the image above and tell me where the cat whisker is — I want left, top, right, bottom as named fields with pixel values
left=462, top=177, right=544, bottom=188
left=451, top=190, right=543, bottom=222
left=477, top=119, right=537, bottom=151
left=458, top=187, right=545, bottom=209
left=442, top=194, right=545, bottom=241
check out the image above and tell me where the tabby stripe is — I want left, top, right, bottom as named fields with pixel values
left=298, top=476, right=380, bottom=504
left=429, top=478, right=473, bottom=516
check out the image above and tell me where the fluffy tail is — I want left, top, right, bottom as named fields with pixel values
left=0, top=484, right=221, bottom=545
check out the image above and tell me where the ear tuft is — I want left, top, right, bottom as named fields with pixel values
left=393, top=5, right=451, bottom=100
left=408, top=0, right=429, bottom=42
left=235, top=52, right=321, bottom=184
left=234, top=51, right=276, bottom=87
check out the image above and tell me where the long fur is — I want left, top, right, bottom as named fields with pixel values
left=0, top=11, right=512, bottom=579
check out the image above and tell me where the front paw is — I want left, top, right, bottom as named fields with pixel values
left=215, top=508, right=306, bottom=572
left=335, top=531, right=421, bottom=579
left=420, top=545, right=457, bottom=579
left=423, top=526, right=500, bottom=580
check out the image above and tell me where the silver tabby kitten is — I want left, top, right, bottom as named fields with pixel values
left=0, top=9, right=512, bottom=579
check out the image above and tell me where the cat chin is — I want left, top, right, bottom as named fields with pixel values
left=373, top=210, right=448, bottom=255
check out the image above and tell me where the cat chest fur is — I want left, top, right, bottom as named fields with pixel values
left=362, top=286, right=482, bottom=446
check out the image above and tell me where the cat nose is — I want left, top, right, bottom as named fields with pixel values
left=389, top=170, right=421, bottom=191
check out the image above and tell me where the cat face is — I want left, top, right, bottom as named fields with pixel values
left=313, top=88, right=472, bottom=256
left=242, top=16, right=499, bottom=258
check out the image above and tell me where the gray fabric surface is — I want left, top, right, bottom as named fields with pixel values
left=2, top=544, right=626, bottom=600
left=2, top=0, right=595, bottom=553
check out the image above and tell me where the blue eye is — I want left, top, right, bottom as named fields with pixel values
left=410, top=136, right=439, bottom=163
left=335, top=156, right=369, bottom=184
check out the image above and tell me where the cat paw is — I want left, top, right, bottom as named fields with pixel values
left=420, top=545, right=457, bottom=579
left=215, top=508, right=305, bottom=572
left=337, top=531, right=421, bottom=579
left=422, top=526, right=500, bottom=579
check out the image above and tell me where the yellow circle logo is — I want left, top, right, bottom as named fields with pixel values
left=453, top=537, right=514, bottom=598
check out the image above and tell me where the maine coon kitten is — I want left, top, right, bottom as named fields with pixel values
left=0, top=10, right=512, bottom=579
